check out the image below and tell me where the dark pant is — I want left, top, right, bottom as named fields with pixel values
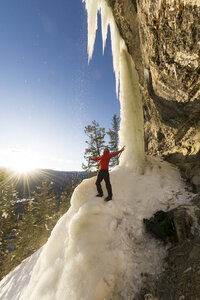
left=95, top=169, right=112, bottom=197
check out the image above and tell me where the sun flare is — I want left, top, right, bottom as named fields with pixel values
left=13, top=163, right=36, bottom=174
left=4, top=150, right=40, bottom=174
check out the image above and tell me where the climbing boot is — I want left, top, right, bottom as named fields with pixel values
left=104, top=196, right=112, bottom=201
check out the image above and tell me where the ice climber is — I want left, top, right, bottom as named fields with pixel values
left=90, top=146, right=125, bottom=201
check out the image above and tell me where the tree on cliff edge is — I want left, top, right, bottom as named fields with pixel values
left=82, top=120, right=106, bottom=172
left=107, top=114, right=120, bottom=168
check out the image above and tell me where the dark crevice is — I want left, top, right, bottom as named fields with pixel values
left=132, top=0, right=137, bottom=13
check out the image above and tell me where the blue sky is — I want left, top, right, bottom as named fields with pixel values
left=0, top=0, right=120, bottom=171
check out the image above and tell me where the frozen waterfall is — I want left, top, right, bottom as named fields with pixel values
left=84, top=0, right=145, bottom=171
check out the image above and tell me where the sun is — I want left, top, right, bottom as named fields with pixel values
left=14, top=164, right=36, bottom=174
left=3, top=149, right=41, bottom=174
left=11, top=157, right=37, bottom=174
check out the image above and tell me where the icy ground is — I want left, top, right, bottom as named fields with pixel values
left=0, top=158, right=190, bottom=300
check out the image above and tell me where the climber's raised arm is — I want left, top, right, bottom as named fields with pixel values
left=89, top=156, right=102, bottom=162
left=110, top=146, right=125, bottom=158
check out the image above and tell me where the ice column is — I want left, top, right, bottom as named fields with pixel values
left=118, top=49, right=145, bottom=170
left=83, top=0, right=145, bottom=170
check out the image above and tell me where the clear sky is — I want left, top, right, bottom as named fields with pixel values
left=0, top=0, right=120, bottom=171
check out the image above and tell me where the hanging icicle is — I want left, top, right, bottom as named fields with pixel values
left=83, top=0, right=145, bottom=171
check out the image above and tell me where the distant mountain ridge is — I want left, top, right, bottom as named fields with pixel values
left=2, top=168, right=88, bottom=198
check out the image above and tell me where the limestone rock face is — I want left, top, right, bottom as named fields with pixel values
left=107, top=0, right=200, bottom=189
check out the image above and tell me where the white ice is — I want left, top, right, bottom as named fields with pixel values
left=118, top=49, right=145, bottom=171
left=0, top=159, right=189, bottom=300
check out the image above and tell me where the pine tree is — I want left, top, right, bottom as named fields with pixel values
left=107, top=114, right=120, bottom=168
left=0, top=170, right=18, bottom=274
left=7, top=181, right=58, bottom=277
left=59, top=184, right=73, bottom=215
left=33, top=180, right=57, bottom=233
left=15, top=200, right=37, bottom=258
left=82, top=120, right=106, bottom=172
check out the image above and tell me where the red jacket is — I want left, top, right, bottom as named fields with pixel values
left=90, top=148, right=121, bottom=170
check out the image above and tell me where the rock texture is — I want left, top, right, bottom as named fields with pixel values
left=106, top=1, right=200, bottom=299
left=143, top=207, right=194, bottom=244
left=107, top=0, right=200, bottom=190
left=138, top=194, right=200, bottom=300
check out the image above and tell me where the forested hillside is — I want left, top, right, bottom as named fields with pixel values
left=0, top=169, right=86, bottom=280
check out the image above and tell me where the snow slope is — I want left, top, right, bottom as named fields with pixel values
left=0, top=159, right=189, bottom=299
left=0, top=249, right=42, bottom=300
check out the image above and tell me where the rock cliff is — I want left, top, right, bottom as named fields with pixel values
left=107, top=0, right=200, bottom=191
left=107, top=1, right=200, bottom=299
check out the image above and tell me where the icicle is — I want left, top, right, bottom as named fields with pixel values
left=83, top=0, right=121, bottom=95
left=109, top=17, right=121, bottom=97
left=83, top=0, right=99, bottom=62
left=84, top=0, right=145, bottom=170
left=99, top=0, right=110, bottom=54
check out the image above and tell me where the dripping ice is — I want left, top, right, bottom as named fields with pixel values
left=0, top=1, right=190, bottom=299
left=84, top=0, right=145, bottom=170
